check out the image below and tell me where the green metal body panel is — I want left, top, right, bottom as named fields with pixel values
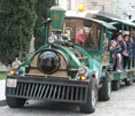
left=112, top=72, right=127, bottom=81
left=111, top=68, right=135, bottom=81
left=58, top=46, right=81, bottom=68
left=50, top=6, right=65, bottom=31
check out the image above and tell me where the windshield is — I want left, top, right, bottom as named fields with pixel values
left=63, top=18, right=101, bottom=50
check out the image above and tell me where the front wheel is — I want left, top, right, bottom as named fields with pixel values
left=98, top=78, right=111, bottom=101
left=6, top=97, right=26, bottom=108
left=80, top=78, right=97, bottom=113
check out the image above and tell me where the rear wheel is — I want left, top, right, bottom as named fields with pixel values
left=125, top=78, right=133, bottom=86
left=80, top=78, right=97, bottom=113
left=98, top=77, right=111, bottom=101
left=112, top=80, right=120, bottom=91
left=6, top=97, right=26, bottom=108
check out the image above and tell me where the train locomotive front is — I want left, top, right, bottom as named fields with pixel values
left=6, top=6, right=112, bottom=113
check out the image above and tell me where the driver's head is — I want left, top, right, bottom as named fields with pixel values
left=77, top=28, right=85, bottom=34
left=79, top=29, right=84, bottom=33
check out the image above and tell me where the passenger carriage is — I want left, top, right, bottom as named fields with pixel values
left=95, top=12, right=135, bottom=90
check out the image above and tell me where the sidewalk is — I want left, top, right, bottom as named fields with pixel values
left=0, top=80, right=6, bottom=106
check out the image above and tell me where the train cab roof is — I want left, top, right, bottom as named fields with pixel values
left=95, top=12, right=135, bottom=28
left=132, top=20, right=135, bottom=22
left=65, top=11, right=116, bottom=30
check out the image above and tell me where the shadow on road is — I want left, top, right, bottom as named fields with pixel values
left=22, top=100, right=82, bottom=114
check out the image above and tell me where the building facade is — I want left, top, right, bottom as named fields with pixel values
left=58, top=0, right=113, bottom=12
left=115, top=0, right=135, bottom=20
left=58, top=0, right=135, bottom=20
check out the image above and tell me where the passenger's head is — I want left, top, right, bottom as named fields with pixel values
left=111, top=40, right=118, bottom=48
left=78, top=28, right=85, bottom=34
left=116, top=32, right=123, bottom=42
left=123, top=34, right=130, bottom=42
left=130, top=30, right=135, bottom=38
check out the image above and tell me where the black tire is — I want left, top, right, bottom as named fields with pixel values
left=6, top=97, right=26, bottom=108
left=125, top=78, right=133, bottom=86
left=112, top=80, right=120, bottom=91
left=98, top=78, right=111, bottom=101
left=80, top=78, right=97, bottom=113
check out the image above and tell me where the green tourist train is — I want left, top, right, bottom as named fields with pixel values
left=5, top=6, right=135, bottom=113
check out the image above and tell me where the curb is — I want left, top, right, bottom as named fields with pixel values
left=0, top=80, right=6, bottom=106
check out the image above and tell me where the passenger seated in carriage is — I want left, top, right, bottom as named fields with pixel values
left=133, top=37, right=135, bottom=68
left=129, top=31, right=135, bottom=68
left=132, top=36, right=135, bottom=68
left=121, top=33, right=130, bottom=69
left=110, top=32, right=123, bottom=72
left=110, top=31, right=134, bottom=71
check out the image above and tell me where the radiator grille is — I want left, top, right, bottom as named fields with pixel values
left=7, top=80, right=88, bottom=103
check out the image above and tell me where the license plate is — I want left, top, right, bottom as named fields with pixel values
left=7, top=79, right=17, bottom=88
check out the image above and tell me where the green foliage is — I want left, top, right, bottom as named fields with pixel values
left=34, top=0, right=55, bottom=49
left=0, top=72, right=6, bottom=80
left=0, top=0, right=37, bottom=65
left=0, top=0, right=55, bottom=65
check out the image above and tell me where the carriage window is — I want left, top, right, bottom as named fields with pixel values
left=64, top=18, right=101, bottom=50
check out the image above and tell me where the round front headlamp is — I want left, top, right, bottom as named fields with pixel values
left=38, top=51, right=60, bottom=74
left=9, top=69, right=17, bottom=76
left=77, top=66, right=89, bottom=80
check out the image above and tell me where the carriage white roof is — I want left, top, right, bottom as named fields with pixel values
left=65, top=11, right=116, bottom=30
left=50, top=6, right=65, bottom=11
left=95, top=12, right=135, bottom=28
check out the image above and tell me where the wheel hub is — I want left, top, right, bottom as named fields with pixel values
left=108, top=82, right=111, bottom=97
left=91, top=89, right=96, bottom=108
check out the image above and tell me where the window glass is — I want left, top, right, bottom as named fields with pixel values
left=64, top=18, right=101, bottom=50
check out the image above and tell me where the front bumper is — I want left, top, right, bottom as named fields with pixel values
left=6, top=76, right=89, bottom=104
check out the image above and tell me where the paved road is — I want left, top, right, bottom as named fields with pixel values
left=0, top=84, right=135, bottom=116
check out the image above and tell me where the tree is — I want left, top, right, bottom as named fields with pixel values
left=0, top=0, right=37, bottom=65
left=34, top=0, right=56, bottom=49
